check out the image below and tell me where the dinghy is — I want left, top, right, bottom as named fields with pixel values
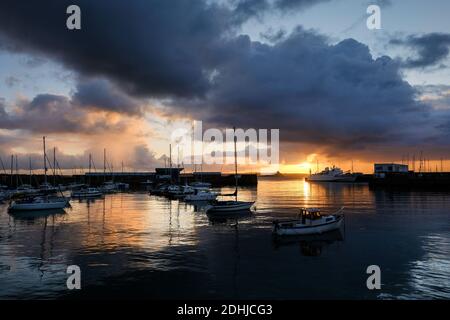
left=273, top=207, right=344, bottom=236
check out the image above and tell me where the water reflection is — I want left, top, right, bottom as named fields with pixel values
left=9, top=208, right=67, bottom=222
left=273, top=230, right=345, bottom=257
left=0, top=179, right=449, bottom=299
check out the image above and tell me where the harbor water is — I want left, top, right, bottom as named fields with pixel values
left=0, top=177, right=449, bottom=299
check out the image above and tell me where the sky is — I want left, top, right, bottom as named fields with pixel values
left=0, top=0, right=449, bottom=174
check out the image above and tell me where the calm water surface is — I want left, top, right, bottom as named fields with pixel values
left=1, top=178, right=449, bottom=299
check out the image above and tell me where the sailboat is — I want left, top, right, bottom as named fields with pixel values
left=70, top=153, right=103, bottom=198
left=9, top=137, right=69, bottom=212
left=205, top=127, right=255, bottom=214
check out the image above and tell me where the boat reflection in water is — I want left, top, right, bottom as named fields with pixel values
left=207, top=210, right=253, bottom=225
left=272, top=229, right=344, bottom=257
left=8, top=208, right=67, bottom=221
left=2, top=178, right=450, bottom=299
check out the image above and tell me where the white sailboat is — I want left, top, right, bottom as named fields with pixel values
left=205, top=127, right=255, bottom=214
left=9, top=137, right=69, bottom=212
left=71, top=187, right=103, bottom=198
left=71, top=154, right=103, bottom=198
left=9, top=195, right=69, bottom=211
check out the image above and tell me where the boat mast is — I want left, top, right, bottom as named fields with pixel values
left=88, top=153, right=92, bottom=185
left=103, top=148, right=106, bottom=182
left=29, top=156, right=32, bottom=185
left=43, top=136, right=47, bottom=185
left=53, top=147, right=56, bottom=185
left=15, top=155, right=18, bottom=188
left=169, top=144, right=172, bottom=168
left=10, top=155, right=13, bottom=186
left=234, top=126, right=238, bottom=202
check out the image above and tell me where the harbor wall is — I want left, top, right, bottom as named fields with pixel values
left=369, top=172, right=450, bottom=190
left=0, top=172, right=258, bottom=188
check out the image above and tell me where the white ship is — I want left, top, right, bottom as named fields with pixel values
left=307, top=166, right=344, bottom=182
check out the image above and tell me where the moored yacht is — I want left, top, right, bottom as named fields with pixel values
left=71, top=187, right=103, bottom=198
left=39, top=182, right=58, bottom=194
left=14, top=184, right=38, bottom=196
left=205, top=127, right=255, bottom=215
left=306, top=166, right=344, bottom=182
left=100, top=181, right=118, bottom=193
left=190, top=181, right=212, bottom=189
left=8, top=137, right=70, bottom=212
left=9, top=195, right=69, bottom=212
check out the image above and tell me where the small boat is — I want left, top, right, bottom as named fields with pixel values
left=67, top=183, right=87, bottom=190
left=190, top=181, right=212, bottom=189
left=205, top=200, right=254, bottom=213
left=115, top=182, right=130, bottom=191
left=273, top=207, right=344, bottom=236
left=149, top=183, right=169, bottom=196
left=71, top=187, right=103, bottom=198
left=39, top=182, right=58, bottom=194
left=14, top=184, right=38, bottom=196
left=205, top=127, right=255, bottom=214
left=8, top=195, right=69, bottom=212
left=185, top=189, right=217, bottom=202
left=100, top=181, right=118, bottom=193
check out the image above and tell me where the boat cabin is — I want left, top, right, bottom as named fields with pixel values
left=298, top=208, right=325, bottom=222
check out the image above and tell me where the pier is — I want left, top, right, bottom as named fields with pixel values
left=0, top=171, right=258, bottom=189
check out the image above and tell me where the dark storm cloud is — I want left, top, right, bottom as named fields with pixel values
left=168, top=28, right=433, bottom=149
left=0, top=0, right=234, bottom=99
left=390, top=33, right=450, bottom=68
left=0, top=94, right=87, bottom=133
left=0, top=0, right=333, bottom=102
left=4, top=76, right=20, bottom=88
left=0, top=0, right=447, bottom=155
left=73, top=79, right=142, bottom=115
left=132, top=145, right=163, bottom=170
left=274, top=0, right=331, bottom=11
left=0, top=91, right=133, bottom=134
left=233, top=0, right=331, bottom=21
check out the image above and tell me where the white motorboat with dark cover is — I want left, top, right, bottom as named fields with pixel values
left=71, top=187, right=103, bottom=198
left=205, top=127, right=255, bottom=214
left=273, top=207, right=344, bottom=236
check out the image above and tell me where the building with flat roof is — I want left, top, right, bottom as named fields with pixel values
left=374, top=163, right=409, bottom=178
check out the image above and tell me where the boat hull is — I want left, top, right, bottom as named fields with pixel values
left=185, top=193, right=217, bottom=202
left=206, top=201, right=254, bottom=213
left=9, top=199, right=68, bottom=212
left=71, top=192, right=103, bottom=198
left=273, top=216, right=344, bottom=236
left=306, top=176, right=340, bottom=182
